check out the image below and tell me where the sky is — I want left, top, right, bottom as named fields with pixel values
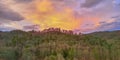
left=0, top=0, right=120, bottom=33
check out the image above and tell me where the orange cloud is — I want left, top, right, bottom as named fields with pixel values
left=35, top=0, right=54, bottom=13
left=25, top=0, right=81, bottom=30
left=22, top=0, right=103, bottom=33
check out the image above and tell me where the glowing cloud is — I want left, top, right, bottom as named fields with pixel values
left=1, top=0, right=119, bottom=33
left=25, top=0, right=81, bottom=30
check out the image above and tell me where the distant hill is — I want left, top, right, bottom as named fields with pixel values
left=0, top=29, right=120, bottom=60
left=88, top=31, right=120, bottom=40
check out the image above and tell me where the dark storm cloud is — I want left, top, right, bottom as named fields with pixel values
left=81, top=0, right=103, bottom=8
left=0, top=3, right=24, bottom=21
left=15, top=0, right=33, bottom=3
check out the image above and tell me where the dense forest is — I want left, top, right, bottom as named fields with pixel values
left=0, top=28, right=120, bottom=60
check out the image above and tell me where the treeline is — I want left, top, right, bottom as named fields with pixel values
left=0, top=29, right=120, bottom=60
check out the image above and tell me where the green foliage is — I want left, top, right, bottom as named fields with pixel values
left=0, top=30, right=120, bottom=60
left=0, top=48, right=18, bottom=60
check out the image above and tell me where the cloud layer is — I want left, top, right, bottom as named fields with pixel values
left=15, top=0, right=33, bottom=3
left=0, top=0, right=120, bottom=33
left=0, top=3, right=24, bottom=21
left=81, top=0, right=103, bottom=8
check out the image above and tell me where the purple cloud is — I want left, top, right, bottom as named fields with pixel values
left=0, top=3, right=24, bottom=21
left=81, top=0, right=103, bottom=8
left=14, top=0, right=33, bottom=3
left=23, top=25, right=40, bottom=30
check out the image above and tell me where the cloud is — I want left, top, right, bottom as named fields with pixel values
left=23, top=0, right=81, bottom=30
left=81, top=0, right=103, bottom=8
left=0, top=22, right=2, bottom=25
left=14, top=0, right=33, bottom=3
left=12, top=0, right=114, bottom=33
left=23, top=25, right=40, bottom=30
left=0, top=27, right=15, bottom=31
left=0, top=3, right=24, bottom=21
left=0, top=0, right=120, bottom=33
left=111, top=15, right=120, bottom=19
left=95, top=19, right=120, bottom=32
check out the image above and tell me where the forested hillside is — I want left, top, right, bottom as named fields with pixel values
left=0, top=29, right=120, bottom=60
